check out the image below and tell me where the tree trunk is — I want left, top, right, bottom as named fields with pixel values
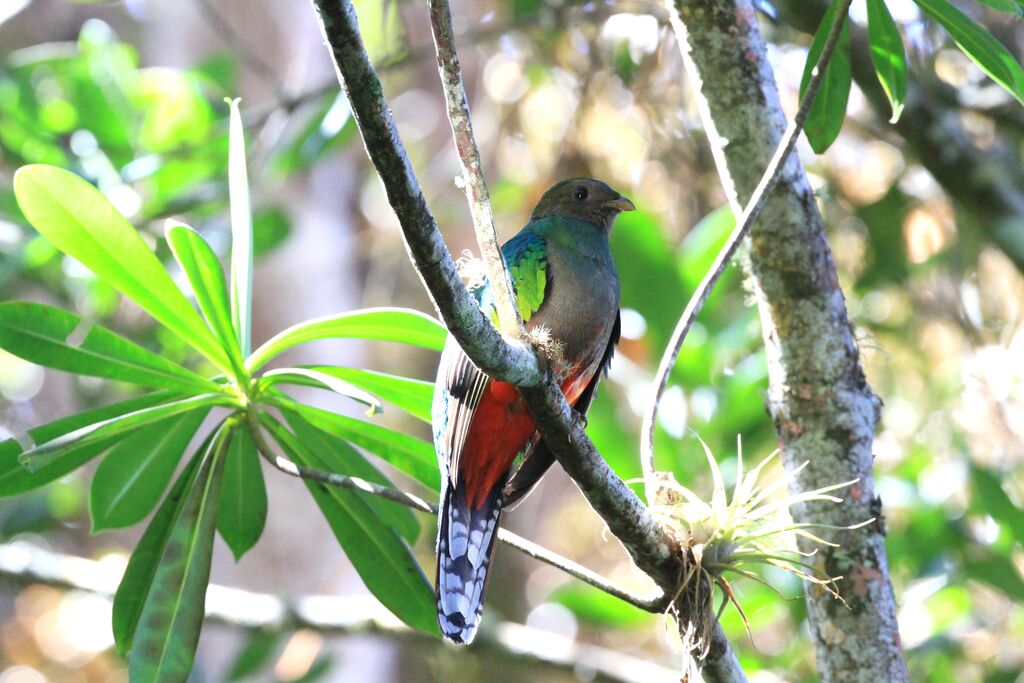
left=664, top=0, right=910, bottom=680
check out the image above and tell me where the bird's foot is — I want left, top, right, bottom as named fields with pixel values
left=573, top=409, right=589, bottom=429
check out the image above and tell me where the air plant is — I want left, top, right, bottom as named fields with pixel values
left=649, top=437, right=872, bottom=669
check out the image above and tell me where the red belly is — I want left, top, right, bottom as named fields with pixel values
left=460, top=371, right=594, bottom=508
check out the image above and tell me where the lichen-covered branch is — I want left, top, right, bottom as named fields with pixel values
left=664, top=0, right=909, bottom=680
left=642, top=0, right=853, bottom=501
left=0, top=542, right=674, bottom=683
left=428, top=0, right=527, bottom=341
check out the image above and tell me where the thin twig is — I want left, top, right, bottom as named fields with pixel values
left=428, top=0, right=527, bottom=342
left=640, top=0, right=855, bottom=501
left=0, top=541, right=675, bottom=683
left=244, top=408, right=666, bottom=612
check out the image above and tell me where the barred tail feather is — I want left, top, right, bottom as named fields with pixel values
left=435, top=478, right=504, bottom=644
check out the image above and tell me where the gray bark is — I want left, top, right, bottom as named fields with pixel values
left=665, top=0, right=910, bottom=680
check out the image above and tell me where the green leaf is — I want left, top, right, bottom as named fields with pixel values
left=0, top=301, right=220, bottom=394
left=972, top=0, right=1022, bottom=14
left=260, top=412, right=435, bottom=633
left=90, top=408, right=210, bottom=531
left=113, top=444, right=205, bottom=657
left=258, top=367, right=383, bottom=416
left=269, top=396, right=439, bottom=491
left=0, top=391, right=178, bottom=496
left=252, top=208, right=291, bottom=256
left=12, top=165, right=231, bottom=371
left=971, top=465, right=1024, bottom=545
left=964, top=552, right=1024, bottom=601
left=227, top=99, right=253, bottom=358
left=914, top=0, right=1024, bottom=104
left=549, top=583, right=654, bottom=629
left=799, top=3, right=852, bottom=153
left=225, top=630, right=282, bottom=681
left=129, top=424, right=228, bottom=682
left=281, top=408, right=420, bottom=543
left=20, top=393, right=235, bottom=472
left=216, top=427, right=267, bottom=560
left=300, top=366, right=433, bottom=423
left=165, top=221, right=247, bottom=380
left=246, top=308, right=446, bottom=372
left=866, top=0, right=908, bottom=123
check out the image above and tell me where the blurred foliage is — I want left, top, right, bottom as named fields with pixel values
left=1, top=0, right=1023, bottom=682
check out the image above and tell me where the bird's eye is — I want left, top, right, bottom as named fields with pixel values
left=573, top=187, right=589, bottom=201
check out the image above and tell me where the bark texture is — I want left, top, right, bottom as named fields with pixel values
left=665, top=1, right=910, bottom=680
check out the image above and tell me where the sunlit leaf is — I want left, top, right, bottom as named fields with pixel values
left=129, top=424, right=228, bottom=682
left=90, top=408, right=209, bottom=531
left=914, top=0, right=1024, bottom=104
left=0, top=301, right=220, bottom=394
left=0, top=391, right=178, bottom=496
left=866, top=0, right=908, bottom=122
left=165, top=221, right=247, bottom=380
left=268, top=396, right=438, bottom=491
left=260, top=412, right=435, bottom=633
left=246, top=308, right=446, bottom=372
left=216, top=427, right=267, bottom=560
left=298, top=366, right=433, bottom=423
left=12, top=165, right=231, bottom=371
left=227, top=98, right=253, bottom=358
left=20, top=393, right=235, bottom=471
left=799, top=2, right=852, bottom=153
left=258, top=367, right=382, bottom=415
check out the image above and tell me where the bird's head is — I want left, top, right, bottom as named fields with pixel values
left=530, top=178, right=635, bottom=231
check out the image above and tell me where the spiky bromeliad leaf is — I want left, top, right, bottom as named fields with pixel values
left=12, top=165, right=232, bottom=373
left=799, top=0, right=852, bottom=153
left=129, top=424, right=229, bottom=682
left=259, top=412, right=435, bottom=633
left=90, top=408, right=211, bottom=531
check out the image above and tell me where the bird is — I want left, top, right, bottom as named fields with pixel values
left=432, top=178, right=633, bottom=645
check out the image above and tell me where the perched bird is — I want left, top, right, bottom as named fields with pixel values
left=432, top=178, right=633, bottom=644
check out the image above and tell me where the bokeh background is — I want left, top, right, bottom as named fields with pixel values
left=1, top=0, right=1023, bottom=681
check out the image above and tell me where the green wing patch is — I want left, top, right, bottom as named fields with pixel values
left=504, top=231, right=548, bottom=322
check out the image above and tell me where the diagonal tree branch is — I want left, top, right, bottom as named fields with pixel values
left=308, top=0, right=742, bottom=679
left=641, top=0, right=854, bottom=500
left=664, top=0, right=909, bottom=680
left=0, top=541, right=675, bottom=683
left=428, top=0, right=527, bottom=342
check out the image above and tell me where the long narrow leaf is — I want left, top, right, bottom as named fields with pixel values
left=227, top=99, right=254, bottom=358
left=268, top=396, right=438, bottom=490
left=246, top=308, right=446, bottom=372
left=866, top=0, right=907, bottom=122
left=165, top=221, right=247, bottom=380
left=799, top=2, right=852, bottom=153
left=0, top=301, right=219, bottom=394
left=0, top=391, right=179, bottom=496
left=129, top=423, right=229, bottom=682
left=12, top=165, right=231, bottom=371
left=297, top=366, right=433, bottom=423
left=216, top=427, right=267, bottom=560
left=90, top=409, right=210, bottom=531
left=914, top=0, right=1024, bottom=104
left=20, top=394, right=236, bottom=471
left=258, top=367, right=382, bottom=415
left=112, top=443, right=206, bottom=656
left=281, top=408, right=420, bottom=543
left=260, top=413, right=435, bottom=633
